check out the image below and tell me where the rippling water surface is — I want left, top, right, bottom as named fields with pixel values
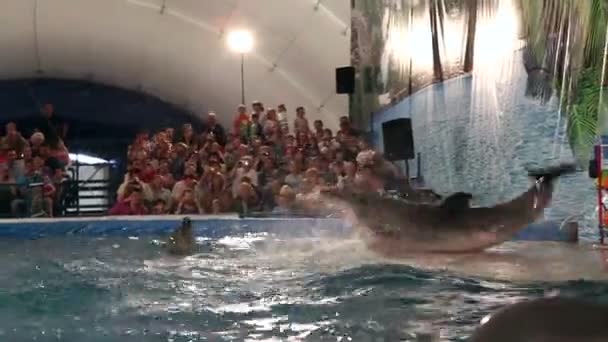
left=1, top=230, right=608, bottom=342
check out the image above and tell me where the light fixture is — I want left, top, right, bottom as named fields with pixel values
left=226, top=29, right=254, bottom=54
left=226, top=29, right=254, bottom=104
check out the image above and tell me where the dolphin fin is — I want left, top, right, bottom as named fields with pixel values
left=527, top=163, right=578, bottom=181
left=439, top=192, right=473, bottom=212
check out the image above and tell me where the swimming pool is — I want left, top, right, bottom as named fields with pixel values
left=0, top=217, right=605, bottom=341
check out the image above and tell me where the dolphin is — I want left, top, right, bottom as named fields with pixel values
left=470, top=297, right=608, bottom=341
left=167, top=217, right=196, bottom=256
left=321, top=163, right=577, bottom=254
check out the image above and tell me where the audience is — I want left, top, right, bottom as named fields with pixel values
left=108, top=101, right=395, bottom=216
left=1, top=106, right=70, bottom=218
left=0, top=100, right=388, bottom=218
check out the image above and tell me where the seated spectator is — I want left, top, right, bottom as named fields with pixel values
left=285, top=134, right=296, bottom=148
left=109, top=184, right=148, bottom=215
left=178, top=123, right=197, bottom=149
left=165, top=127, right=175, bottom=143
left=22, top=145, right=33, bottom=162
left=116, top=166, right=151, bottom=202
left=158, top=160, right=176, bottom=190
left=148, top=174, right=172, bottom=207
left=284, top=160, right=303, bottom=190
left=174, top=188, right=202, bottom=215
left=170, top=142, right=189, bottom=179
left=232, top=179, right=259, bottom=215
left=151, top=198, right=168, bottom=215
left=205, top=112, right=227, bottom=146
left=134, top=130, right=151, bottom=151
left=338, top=116, right=361, bottom=137
left=30, top=131, right=45, bottom=156
left=10, top=159, right=41, bottom=217
left=338, top=161, right=357, bottom=191
left=302, top=168, right=322, bottom=193
left=231, top=156, right=259, bottom=197
left=198, top=168, right=226, bottom=214
left=272, top=185, right=296, bottom=214
left=261, top=178, right=283, bottom=212
left=201, top=154, right=225, bottom=179
left=258, top=153, right=276, bottom=188
left=139, top=160, right=158, bottom=184
left=311, top=156, right=332, bottom=184
left=6, top=149, right=25, bottom=181
left=171, top=174, right=197, bottom=206
left=211, top=198, right=222, bottom=214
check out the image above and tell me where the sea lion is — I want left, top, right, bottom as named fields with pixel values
left=167, top=217, right=195, bottom=256
left=321, top=163, right=577, bottom=254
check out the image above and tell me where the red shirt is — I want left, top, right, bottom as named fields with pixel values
left=109, top=199, right=148, bottom=216
left=139, top=169, right=156, bottom=183
left=233, top=113, right=250, bottom=136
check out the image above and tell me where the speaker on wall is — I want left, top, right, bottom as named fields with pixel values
left=336, top=66, right=355, bottom=94
left=382, top=118, right=415, bottom=161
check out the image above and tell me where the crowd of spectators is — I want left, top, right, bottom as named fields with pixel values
left=110, top=101, right=398, bottom=216
left=0, top=104, right=70, bottom=217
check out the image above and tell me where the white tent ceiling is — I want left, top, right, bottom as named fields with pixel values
left=0, top=0, right=350, bottom=128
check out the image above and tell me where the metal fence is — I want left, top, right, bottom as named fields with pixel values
left=0, top=161, right=119, bottom=218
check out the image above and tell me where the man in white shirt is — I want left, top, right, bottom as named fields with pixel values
left=231, top=156, right=259, bottom=197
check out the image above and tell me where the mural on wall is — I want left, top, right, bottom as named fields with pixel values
left=352, top=0, right=607, bottom=235
left=351, top=0, right=607, bottom=165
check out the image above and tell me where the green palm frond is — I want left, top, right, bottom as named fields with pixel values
left=568, top=103, right=598, bottom=162
left=584, top=0, right=608, bottom=67
left=519, top=0, right=608, bottom=163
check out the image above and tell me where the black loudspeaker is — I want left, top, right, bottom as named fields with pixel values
left=382, top=118, right=415, bottom=161
left=336, top=66, right=355, bottom=94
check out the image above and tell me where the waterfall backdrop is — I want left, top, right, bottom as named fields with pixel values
left=351, top=0, right=608, bottom=239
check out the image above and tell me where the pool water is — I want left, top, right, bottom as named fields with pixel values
left=1, top=231, right=608, bottom=342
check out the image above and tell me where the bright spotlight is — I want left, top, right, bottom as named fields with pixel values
left=227, top=30, right=254, bottom=54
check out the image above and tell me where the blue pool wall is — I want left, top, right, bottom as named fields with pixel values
left=0, top=216, right=577, bottom=242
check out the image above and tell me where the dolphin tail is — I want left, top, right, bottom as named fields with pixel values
left=525, top=163, right=577, bottom=209
left=526, top=163, right=578, bottom=183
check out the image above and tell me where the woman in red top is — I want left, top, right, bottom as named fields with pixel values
left=233, top=105, right=250, bottom=141
left=109, top=187, right=148, bottom=216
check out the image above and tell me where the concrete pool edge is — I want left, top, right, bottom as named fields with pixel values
left=0, top=215, right=577, bottom=242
